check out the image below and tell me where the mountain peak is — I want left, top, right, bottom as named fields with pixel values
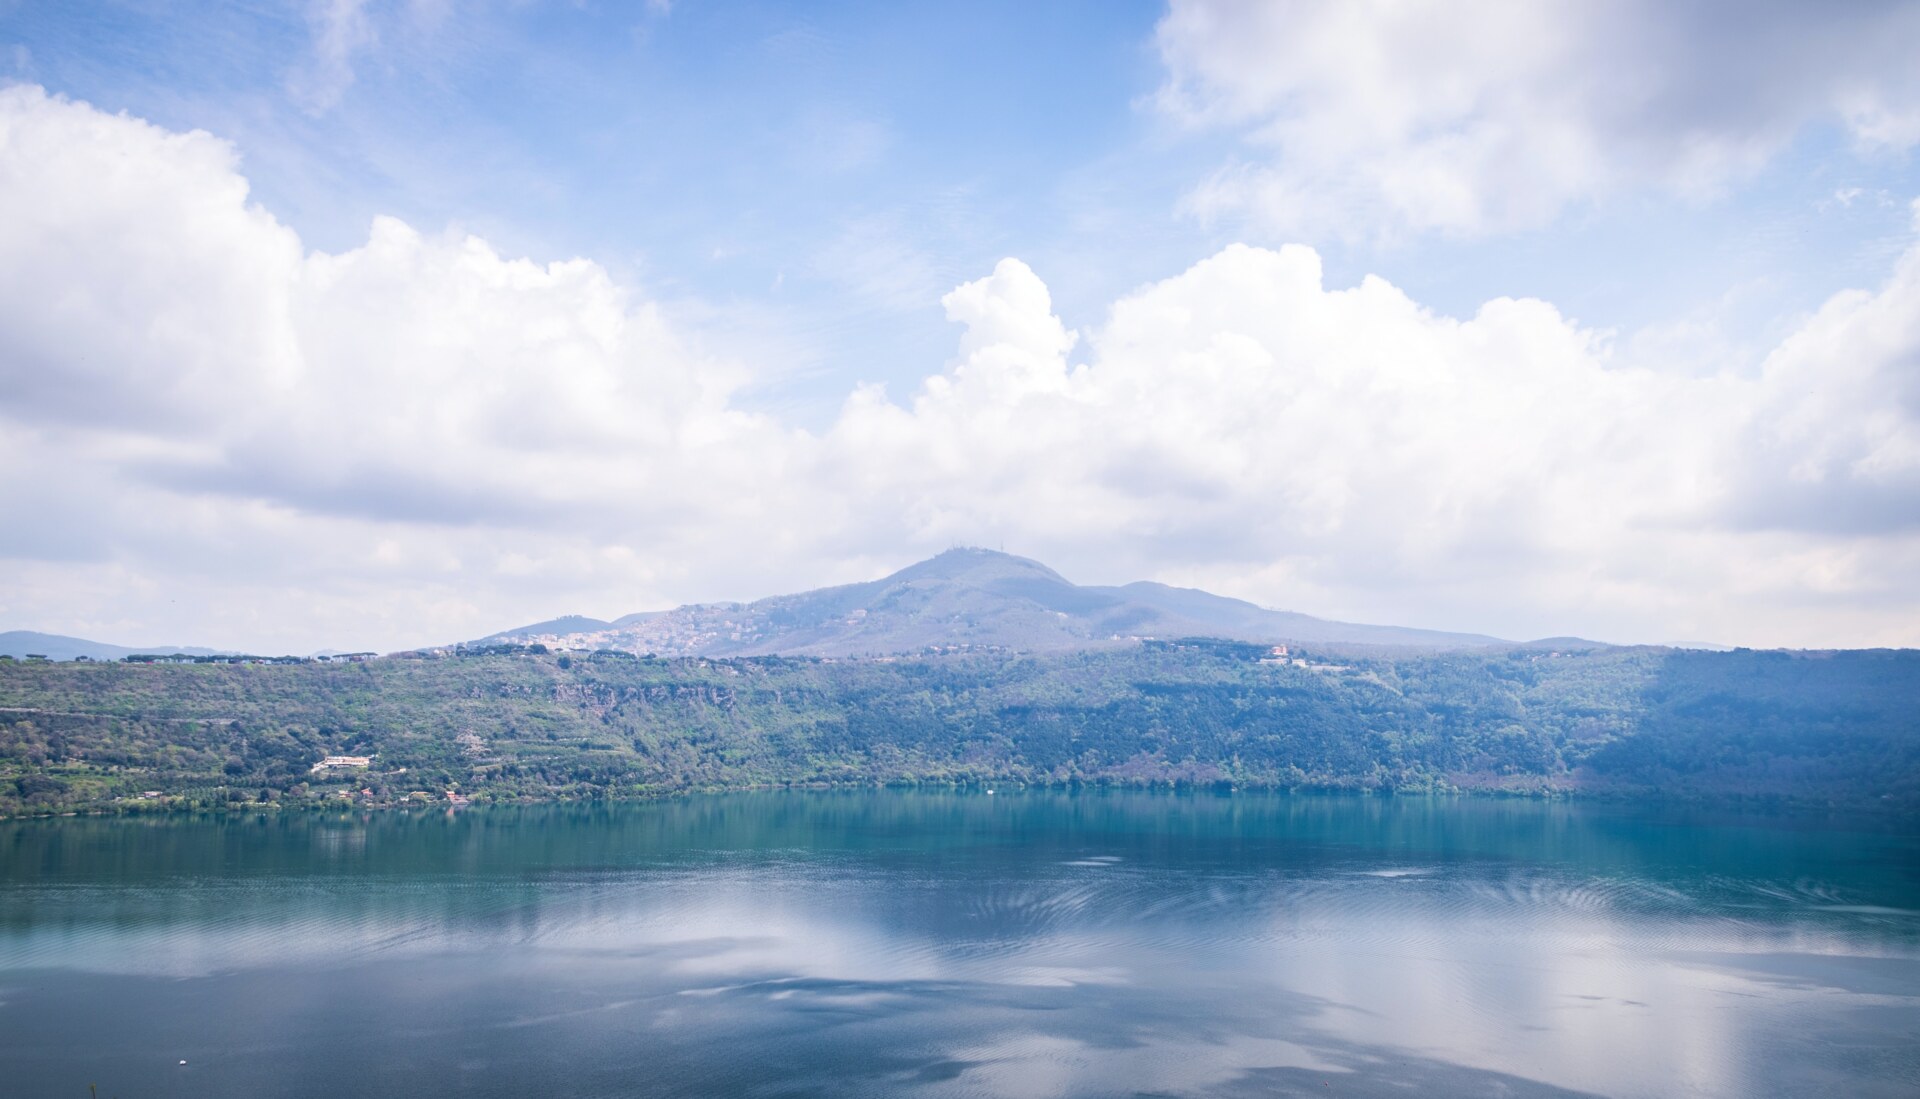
left=885, top=547, right=1069, bottom=586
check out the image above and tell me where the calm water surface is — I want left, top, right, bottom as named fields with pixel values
left=1, top=791, right=1916, bottom=1098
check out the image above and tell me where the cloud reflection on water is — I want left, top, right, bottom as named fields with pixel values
left=1, top=793, right=1916, bottom=1097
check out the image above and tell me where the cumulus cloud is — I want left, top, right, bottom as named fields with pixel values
left=0, top=84, right=823, bottom=645
left=833, top=239, right=1920, bottom=644
left=2, top=85, right=1919, bottom=651
left=1155, top=0, right=1920, bottom=237
left=1732, top=204, right=1920, bottom=535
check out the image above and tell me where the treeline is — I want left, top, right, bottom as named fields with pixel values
left=1, top=641, right=1915, bottom=816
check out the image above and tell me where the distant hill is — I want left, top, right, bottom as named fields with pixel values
left=491, top=615, right=612, bottom=637
left=0, top=630, right=228, bottom=662
left=1512, top=636, right=1615, bottom=651
left=477, top=547, right=1514, bottom=656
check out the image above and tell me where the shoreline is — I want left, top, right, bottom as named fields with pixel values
left=5, top=776, right=1912, bottom=824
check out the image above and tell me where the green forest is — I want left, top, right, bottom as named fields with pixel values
left=3, top=640, right=1917, bottom=817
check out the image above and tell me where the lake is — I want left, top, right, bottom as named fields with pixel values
left=1, top=791, right=1916, bottom=1097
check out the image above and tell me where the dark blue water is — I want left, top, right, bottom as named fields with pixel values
left=1, top=792, right=1916, bottom=1097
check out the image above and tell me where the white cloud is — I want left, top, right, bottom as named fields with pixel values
left=1155, top=0, right=1920, bottom=237
left=834, top=241, right=1920, bottom=645
left=1731, top=200, right=1920, bottom=535
left=287, top=0, right=378, bottom=113
left=0, top=85, right=826, bottom=647
left=2, top=85, right=1919, bottom=651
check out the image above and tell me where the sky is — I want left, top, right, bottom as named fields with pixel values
left=2, top=0, right=1919, bottom=654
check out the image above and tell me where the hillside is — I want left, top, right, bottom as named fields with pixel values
left=479, top=548, right=1512, bottom=656
left=4, top=643, right=1916, bottom=817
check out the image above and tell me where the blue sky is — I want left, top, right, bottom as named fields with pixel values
left=3, top=1, right=1920, bottom=651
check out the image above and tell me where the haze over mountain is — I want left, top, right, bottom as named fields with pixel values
left=477, top=548, right=1518, bottom=656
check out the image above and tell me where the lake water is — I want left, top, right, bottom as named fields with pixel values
left=1, top=792, right=1916, bottom=1098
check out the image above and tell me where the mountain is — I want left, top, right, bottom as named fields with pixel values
left=477, top=547, right=1513, bottom=656
left=490, top=615, right=612, bottom=637
left=0, top=630, right=228, bottom=662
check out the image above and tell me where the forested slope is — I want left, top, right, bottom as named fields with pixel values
left=2, top=642, right=1915, bottom=816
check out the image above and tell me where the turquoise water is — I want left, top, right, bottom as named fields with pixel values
left=1, top=792, right=1916, bottom=1097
